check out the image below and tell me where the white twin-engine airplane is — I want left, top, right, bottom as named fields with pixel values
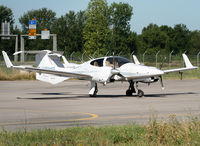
left=2, top=50, right=198, bottom=97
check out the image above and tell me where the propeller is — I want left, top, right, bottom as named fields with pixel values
left=159, top=75, right=164, bottom=90
left=109, top=53, right=123, bottom=82
left=158, top=57, right=166, bottom=90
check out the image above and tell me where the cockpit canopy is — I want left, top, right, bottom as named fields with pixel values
left=90, top=56, right=132, bottom=68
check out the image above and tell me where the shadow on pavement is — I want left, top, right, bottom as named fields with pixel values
left=16, top=92, right=199, bottom=100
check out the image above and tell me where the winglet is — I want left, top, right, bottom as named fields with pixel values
left=182, top=54, right=193, bottom=68
left=132, top=55, right=140, bottom=65
left=2, top=51, right=13, bottom=68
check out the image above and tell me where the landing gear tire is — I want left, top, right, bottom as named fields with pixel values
left=126, top=90, right=133, bottom=96
left=89, top=82, right=98, bottom=97
left=137, top=89, right=144, bottom=97
left=89, top=92, right=97, bottom=97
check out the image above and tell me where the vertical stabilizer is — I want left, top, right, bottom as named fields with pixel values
left=182, top=54, right=193, bottom=68
left=132, top=55, right=140, bottom=65
left=62, top=56, right=69, bottom=65
left=2, top=51, right=13, bottom=68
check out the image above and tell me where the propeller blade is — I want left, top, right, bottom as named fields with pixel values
left=112, top=52, right=115, bottom=69
left=159, top=76, right=165, bottom=90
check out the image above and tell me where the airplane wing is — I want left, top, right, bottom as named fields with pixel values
left=163, top=54, right=198, bottom=73
left=2, top=51, right=92, bottom=80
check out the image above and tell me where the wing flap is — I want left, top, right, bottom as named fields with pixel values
left=12, top=66, right=92, bottom=79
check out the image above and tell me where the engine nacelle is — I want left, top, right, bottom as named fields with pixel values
left=140, top=77, right=159, bottom=83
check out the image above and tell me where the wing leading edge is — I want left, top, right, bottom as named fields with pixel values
left=2, top=51, right=92, bottom=80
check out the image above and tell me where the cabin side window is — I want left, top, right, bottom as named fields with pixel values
left=90, top=58, right=104, bottom=67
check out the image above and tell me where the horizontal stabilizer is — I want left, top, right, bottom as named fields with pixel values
left=2, top=51, right=13, bottom=68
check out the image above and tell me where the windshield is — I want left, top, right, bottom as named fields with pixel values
left=105, top=56, right=132, bottom=68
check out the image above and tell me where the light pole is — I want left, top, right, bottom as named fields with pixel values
left=156, top=50, right=160, bottom=68
left=143, top=50, right=147, bottom=65
left=169, top=50, right=174, bottom=68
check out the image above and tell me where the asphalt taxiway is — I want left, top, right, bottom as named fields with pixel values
left=0, top=80, right=200, bottom=131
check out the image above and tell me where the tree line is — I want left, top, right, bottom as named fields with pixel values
left=0, top=0, right=200, bottom=59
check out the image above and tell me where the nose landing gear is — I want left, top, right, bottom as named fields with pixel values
left=89, top=81, right=98, bottom=97
left=126, top=81, right=144, bottom=97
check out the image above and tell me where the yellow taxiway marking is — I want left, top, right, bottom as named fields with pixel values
left=0, top=112, right=98, bottom=126
left=97, top=112, right=200, bottom=121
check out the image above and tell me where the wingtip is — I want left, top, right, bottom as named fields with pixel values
left=182, top=53, right=193, bottom=68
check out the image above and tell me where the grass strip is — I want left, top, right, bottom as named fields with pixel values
left=0, top=117, right=200, bottom=145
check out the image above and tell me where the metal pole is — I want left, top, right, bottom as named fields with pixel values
left=20, top=35, right=24, bottom=63
left=197, top=51, right=200, bottom=67
left=118, top=51, right=122, bottom=56
left=53, top=34, right=57, bottom=51
left=156, top=50, right=160, bottom=68
left=105, top=51, right=109, bottom=56
left=143, top=50, right=147, bottom=65
left=130, top=51, right=134, bottom=60
left=81, top=51, right=86, bottom=62
left=93, top=51, right=97, bottom=58
left=169, top=50, right=174, bottom=68
left=70, top=51, right=75, bottom=61
left=14, top=35, right=18, bottom=62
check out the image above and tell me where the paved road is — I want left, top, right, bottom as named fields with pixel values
left=0, top=80, right=200, bottom=131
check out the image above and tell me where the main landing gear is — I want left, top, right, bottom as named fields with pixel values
left=89, top=81, right=98, bottom=97
left=126, top=80, right=144, bottom=97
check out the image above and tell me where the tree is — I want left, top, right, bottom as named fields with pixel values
left=189, top=30, right=200, bottom=54
left=0, top=5, right=14, bottom=31
left=109, top=2, right=133, bottom=55
left=140, top=24, right=169, bottom=54
left=0, top=5, right=15, bottom=55
left=19, top=8, right=56, bottom=51
left=172, top=24, right=191, bottom=54
left=83, top=0, right=111, bottom=56
left=19, top=8, right=56, bottom=33
left=52, top=11, right=86, bottom=56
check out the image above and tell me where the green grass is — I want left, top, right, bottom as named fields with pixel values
left=0, top=66, right=35, bottom=80
left=1, top=117, right=200, bottom=145
left=163, top=68, right=200, bottom=79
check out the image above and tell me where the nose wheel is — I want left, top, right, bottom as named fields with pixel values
left=89, top=82, right=98, bottom=97
left=126, top=81, right=144, bottom=97
left=126, top=80, right=136, bottom=96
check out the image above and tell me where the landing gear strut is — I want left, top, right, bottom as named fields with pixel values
left=89, top=81, right=98, bottom=97
left=126, top=80, right=136, bottom=96
left=126, top=81, right=144, bottom=97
